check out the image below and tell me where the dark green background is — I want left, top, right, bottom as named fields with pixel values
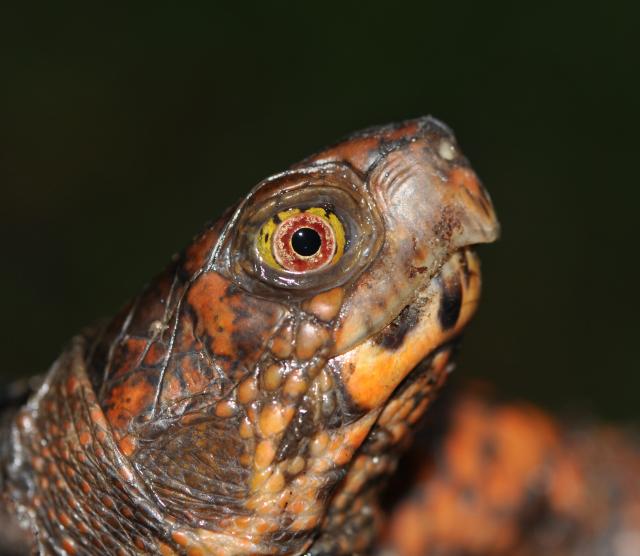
left=1, top=3, right=638, bottom=419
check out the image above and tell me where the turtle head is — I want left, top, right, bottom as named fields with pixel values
left=93, top=117, right=498, bottom=554
left=216, top=116, right=498, bottom=409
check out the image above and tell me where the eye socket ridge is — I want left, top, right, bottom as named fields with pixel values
left=221, top=163, right=384, bottom=296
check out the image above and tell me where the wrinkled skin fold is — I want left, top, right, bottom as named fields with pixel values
left=0, top=117, right=501, bottom=555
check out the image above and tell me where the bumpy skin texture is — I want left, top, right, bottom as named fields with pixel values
left=1, top=117, right=498, bottom=555
left=4, top=117, right=634, bottom=556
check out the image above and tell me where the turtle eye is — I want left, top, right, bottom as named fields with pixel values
left=257, top=208, right=346, bottom=272
left=223, top=163, right=383, bottom=295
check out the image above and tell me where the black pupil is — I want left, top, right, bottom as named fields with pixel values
left=291, top=227, right=322, bottom=257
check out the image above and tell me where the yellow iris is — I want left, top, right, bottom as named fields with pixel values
left=257, top=207, right=346, bottom=270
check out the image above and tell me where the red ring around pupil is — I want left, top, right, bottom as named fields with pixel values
left=273, top=214, right=336, bottom=272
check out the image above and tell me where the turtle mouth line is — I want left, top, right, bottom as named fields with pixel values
left=369, top=246, right=477, bottom=348
left=331, top=246, right=482, bottom=410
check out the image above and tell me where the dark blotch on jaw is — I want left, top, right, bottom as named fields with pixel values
left=374, top=304, right=420, bottom=351
left=438, top=274, right=462, bottom=330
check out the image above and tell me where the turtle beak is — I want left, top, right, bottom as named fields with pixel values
left=331, top=122, right=499, bottom=358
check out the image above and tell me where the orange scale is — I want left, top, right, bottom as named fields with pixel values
left=327, top=434, right=345, bottom=453
left=274, top=488, right=292, bottom=510
left=286, top=455, right=305, bottom=475
left=395, top=398, right=418, bottom=423
left=331, top=492, right=349, bottom=511
left=333, top=445, right=354, bottom=466
left=65, top=375, right=79, bottom=395
left=345, top=414, right=378, bottom=447
left=250, top=495, right=275, bottom=515
left=233, top=516, right=252, bottom=530
left=142, top=341, right=165, bottom=367
left=178, top=412, right=200, bottom=426
left=301, top=515, right=321, bottom=530
left=407, top=397, right=430, bottom=424
left=76, top=521, right=89, bottom=535
left=255, top=519, right=271, bottom=534
left=288, top=499, right=307, bottom=515
left=238, top=419, right=254, bottom=439
left=263, top=469, right=285, bottom=494
left=61, top=537, right=76, bottom=555
left=249, top=469, right=271, bottom=493
left=389, top=422, right=409, bottom=444
left=109, top=337, right=148, bottom=381
left=171, top=531, right=189, bottom=546
left=254, top=439, right=276, bottom=469
left=158, top=547, right=181, bottom=556
left=351, top=497, right=365, bottom=513
left=78, top=430, right=91, bottom=446
left=58, top=511, right=72, bottom=528
left=377, top=398, right=403, bottom=427
left=271, top=335, right=293, bottom=359
left=310, top=457, right=332, bottom=474
left=290, top=515, right=317, bottom=532
left=118, top=435, right=136, bottom=457
left=89, top=406, right=108, bottom=429
left=283, top=374, right=308, bottom=397
left=246, top=405, right=259, bottom=424
left=303, top=287, right=344, bottom=322
left=237, top=377, right=258, bottom=404
left=215, top=400, right=237, bottom=418
left=161, top=374, right=184, bottom=402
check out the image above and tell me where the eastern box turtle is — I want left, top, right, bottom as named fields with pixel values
left=1, top=118, right=638, bottom=555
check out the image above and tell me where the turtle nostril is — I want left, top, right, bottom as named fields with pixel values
left=438, top=139, right=457, bottom=161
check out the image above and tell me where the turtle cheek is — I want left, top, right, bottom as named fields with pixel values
left=332, top=249, right=482, bottom=411
left=302, top=287, right=345, bottom=323
left=187, top=271, right=287, bottom=382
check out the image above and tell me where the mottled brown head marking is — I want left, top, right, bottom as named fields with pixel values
left=5, top=117, right=499, bottom=555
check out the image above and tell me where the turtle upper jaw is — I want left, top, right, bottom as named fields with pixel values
left=331, top=247, right=482, bottom=411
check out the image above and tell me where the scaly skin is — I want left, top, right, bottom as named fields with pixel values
left=3, top=117, right=639, bottom=556
left=2, top=118, right=638, bottom=556
left=1, top=117, right=498, bottom=555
